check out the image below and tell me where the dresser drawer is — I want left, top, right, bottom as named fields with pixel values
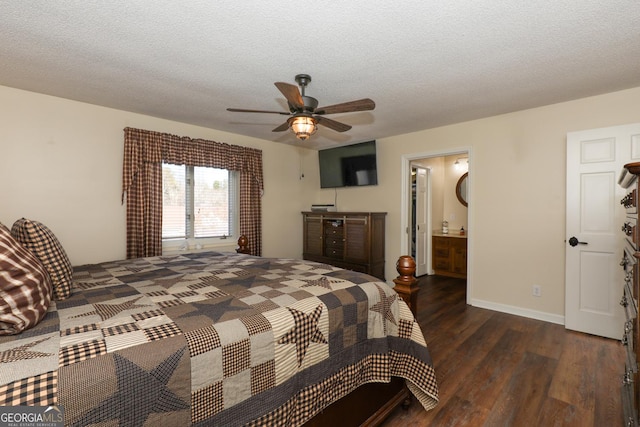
left=622, top=188, right=638, bottom=214
left=624, top=217, right=639, bottom=250
left=324, top=223, right=344, bottom=238
left=324, top=247, right=343, bottom=258
left=323, top=219, right=344, bottom=257
left=433, top=257, right=450, bottom=270
left=623, top=280, right=639, bottom=322
left=434, top=247, right=450, bottom=258
left=324, top=236, right=344, bottom=248
left=622, top=370, right=639, bottom=426
left=623, top=324, right=638, bottom=374
left=433, top=236, right=451, bottom=249
left=450, top=238, right=467, bottom=250
left=624, top=242, right=638, bottom=274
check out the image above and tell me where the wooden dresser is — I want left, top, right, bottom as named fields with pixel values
left=302, top=212, right=386, bottom=280
left=619, top=162, right=640, bottom=426
left=432, top=233, right=467, bottom=278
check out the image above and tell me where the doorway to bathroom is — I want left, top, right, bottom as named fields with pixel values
left=401, top=149, right=471, bottom=302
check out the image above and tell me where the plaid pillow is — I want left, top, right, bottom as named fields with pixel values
left=0, top=222, right=52, bottom=335
left=11, top=218, right=73, bottom=300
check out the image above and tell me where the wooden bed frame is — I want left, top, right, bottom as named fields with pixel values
left=236, top=236, right=420, bottom=426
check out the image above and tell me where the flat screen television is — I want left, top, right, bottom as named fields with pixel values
left=318, top=140, right=378, bottom=188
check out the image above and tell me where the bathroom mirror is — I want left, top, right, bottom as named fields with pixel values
left=456, top=172, right=468, bottom=207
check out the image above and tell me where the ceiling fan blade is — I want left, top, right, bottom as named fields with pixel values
left=316, top=116, right=352, bottom=132
left=227, top=108, right=290, bottom=115
left=272, top=122, right=290, bottom=132
left=274, top=82, right=304, bottom=109
left=315, top=98, right=376, bottom=115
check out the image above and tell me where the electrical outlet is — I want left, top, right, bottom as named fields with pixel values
left=532, top=285, right=541, bottom=297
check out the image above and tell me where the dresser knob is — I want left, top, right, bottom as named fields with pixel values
left=621, top=295, right=629, bottom=307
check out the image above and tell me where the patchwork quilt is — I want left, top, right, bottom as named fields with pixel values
left=0, top=252, right=438, bottom=426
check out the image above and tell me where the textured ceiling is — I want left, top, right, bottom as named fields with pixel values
left=2, top=1, right=640, bottom=149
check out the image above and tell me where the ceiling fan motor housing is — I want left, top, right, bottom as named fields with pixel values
left=301, top=96, right=318, bottom=112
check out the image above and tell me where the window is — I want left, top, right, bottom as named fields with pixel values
left=162, top=163, right=239, bottom=245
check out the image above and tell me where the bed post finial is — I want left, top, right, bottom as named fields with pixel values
left=393, top=255, right=419, bottom=316
left=236, top=235, right=250, bottom=254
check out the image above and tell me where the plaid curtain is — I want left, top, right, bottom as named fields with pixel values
left=122, top=128, right=263, bottom=258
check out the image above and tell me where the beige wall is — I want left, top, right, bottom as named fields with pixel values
left=3, top=83, right=640, bottom=323
left=0, top=85, right=314, bottom=265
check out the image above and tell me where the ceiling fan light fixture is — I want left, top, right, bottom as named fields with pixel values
left=288, top=115, right=317, bottom=141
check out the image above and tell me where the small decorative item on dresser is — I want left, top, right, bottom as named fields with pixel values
left=442, top=220, right=449, bottom=234
left=460, top=227, right=465, bottom=236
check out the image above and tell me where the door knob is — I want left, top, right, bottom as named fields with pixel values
left=568, top=236, right=588, bottom=247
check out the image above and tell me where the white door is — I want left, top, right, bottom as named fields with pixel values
left=565, top=123, right=640, bottom=339
left=415, top=167, right=429, bottom=276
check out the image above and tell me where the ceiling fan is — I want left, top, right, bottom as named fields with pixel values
left=227, top=74, right=375, bottom=141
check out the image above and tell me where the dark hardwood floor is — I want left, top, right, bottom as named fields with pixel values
left=381, top=275, right=625, bottom=426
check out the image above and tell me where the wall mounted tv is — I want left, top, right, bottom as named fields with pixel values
left=318, top=140, right=378, bottom=189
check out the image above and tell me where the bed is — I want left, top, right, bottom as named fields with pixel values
left=0, top=221, right=438, bottom=426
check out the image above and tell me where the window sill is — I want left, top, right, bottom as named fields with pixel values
left=162, top=237, right=238, bottom=256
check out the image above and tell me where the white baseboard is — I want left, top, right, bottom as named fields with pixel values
left=470, top=298, right=565, bottom=325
